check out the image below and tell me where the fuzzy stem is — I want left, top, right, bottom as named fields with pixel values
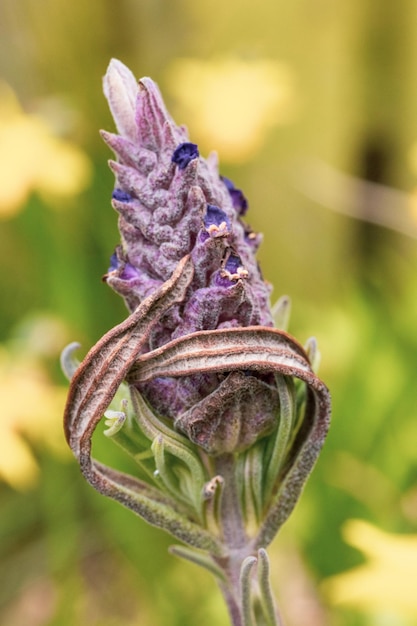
left=215, top=453, right=247, bottom=549
left=210, top=455, right=285, bottom=626
left=219, top=582, right=245, bottom=626
left=214, top=453, right=251, bottom=626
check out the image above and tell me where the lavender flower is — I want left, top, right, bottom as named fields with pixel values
left=102, top=59, right=277, bottom=455
left=62, top=59, right=331, bottom=626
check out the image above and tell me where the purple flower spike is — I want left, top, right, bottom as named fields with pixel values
left=101, top=59, right=277, bottom=453
left=172, top=142, right=199, bottom=169
left=63, top=60, right=331, bottom=617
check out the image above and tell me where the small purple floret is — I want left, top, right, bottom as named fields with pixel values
left=172, top=142, right=199, bottom=170
left=224, top=252, right=243, bottom=275
left=214, top=251, right=249, bottom=287
left=120, top=262, right=140, bottom=280
left=221, top=177, right=248, bottom=216
left=108, top=251, right=138, bottom=280
left=112, top=188, right=132, bottom=202
left=204, top=205, right=231, bottom=234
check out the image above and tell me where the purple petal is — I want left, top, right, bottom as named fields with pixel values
left=172, top=142, right=199, bottom=170
left=203, top=204, right=231, bottom=237
left=221, top=176, right=248, bottom=216
left=112, top=188, right=132, bottom=202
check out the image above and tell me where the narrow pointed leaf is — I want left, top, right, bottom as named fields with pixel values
left=128, top=326, right=310, bottom=383
left=240, top=555, right=257, bottom=626
left=255, top=381, right=330, bottom=548
left=257, top=549, right=279, bottom=626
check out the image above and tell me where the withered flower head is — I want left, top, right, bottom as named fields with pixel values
left=102, top=59, right=277, bottom=455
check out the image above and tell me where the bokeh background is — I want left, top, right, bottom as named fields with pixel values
left=1, top=1, right=417, bottom=625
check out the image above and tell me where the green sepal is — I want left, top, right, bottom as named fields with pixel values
left=241, top=442, right=264, bottom=527
left=201, top=474, right=224, bottom=536
left=240, top=555, right=257, bottom=626
left=152, top=435, right=196, bottom=511
left=256, top=549, right=279, bottom=626
left=304, top=336, right=321, bottom=372
left=103, top=402, right=156, bottom=484
left=88, top=459, right=223, bottom=554
left=262, top=375, right=295, bottom=506
left=271, top=295, right=291, bottom=331
left=131, top=386, right=208, bottom=520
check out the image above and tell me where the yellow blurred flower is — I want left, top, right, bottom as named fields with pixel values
left=165, top=56, right=294, bottom=162
left=0, top=344, right=69, bottom=490
left=0, top=82, right=92, bottom=218
left=322, top=519, right=417, bottom=619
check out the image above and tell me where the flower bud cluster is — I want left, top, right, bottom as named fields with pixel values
left=102, top=60, right=278, bottom=454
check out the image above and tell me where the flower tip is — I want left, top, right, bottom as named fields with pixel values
left=106, top=57, right=127, bottom=75
left=138, top=76, right=166, bottom=103
left=138, top=76, right=156, bottom=89
left=103, top=58, right=137, bottom=96
left=103, top=58, right=138, bottom=141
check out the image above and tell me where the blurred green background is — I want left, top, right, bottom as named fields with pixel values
left=1, top=1, right=417, bottom=625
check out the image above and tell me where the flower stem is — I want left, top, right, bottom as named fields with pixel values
left=212, top=455, right=285, bottom=626
left=214, top=453, right=251, bottom=626
left=215, top=453, right=247, bottom=549
left=219, top=582, right=245, bottom=626
left=213, top=453, right=246, bottom=625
